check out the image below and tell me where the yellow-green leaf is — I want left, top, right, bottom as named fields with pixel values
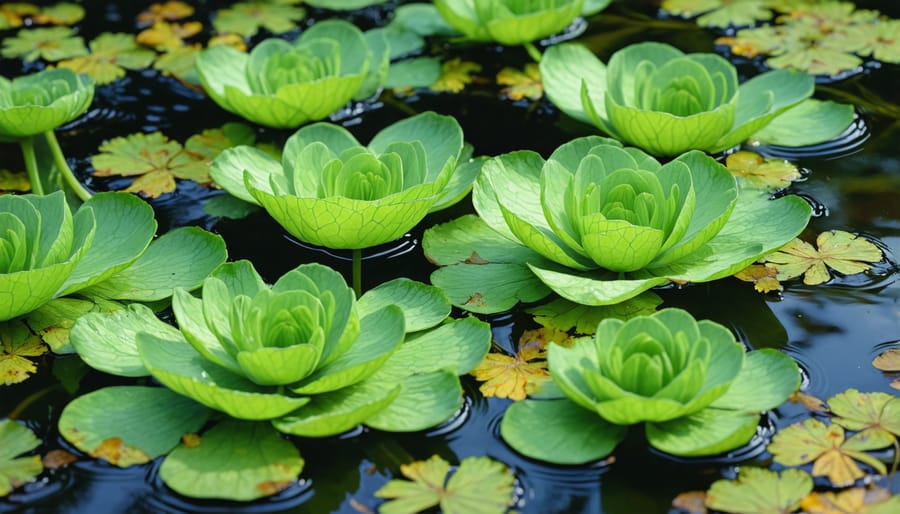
left=0, top=169, right=31, bottom=193
left=56, top=32, right=156, bottom=85
left=706, top=467, right=812, bottom=514
left=0, top=320, right=48, bottom=385
left=764, top=231, right=883, bottom=285
left=137, top=1, right=195, bottom=24
left=431, top=58, right=482, bottom=93
left=800, top=486, right=900, bottom=514
left=0, top=420, right=43, bottom=496
left=828, top=389, right=900, bottom=441
left=497, top=63, right=543, bottom=101
left=733, top=263, right=783, bottom=293
left=1, top=26, right=87, bottom=62
left=725, top=150, right=802, bottom=191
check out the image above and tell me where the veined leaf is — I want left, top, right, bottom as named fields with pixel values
left=764, top=231, right=884, bottom=285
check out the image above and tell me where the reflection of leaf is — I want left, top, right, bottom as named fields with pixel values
left=137, top=1, right=195, bottom=24
left=706, top=467, right=812, bottom=514
left=497, top=63, right=543, bottom=101
left=0, top=420, right=43, bottom=497
left=733, top=263, right=782, bottom=293
left=469, top=328, right=563, bottom=401
left=431, top=58, right=482, bottom=93
left=136, top=20, right=203, bottom=51
left=725, top=150, right=802, bottom=191
left=828, top=389, right=900, bottom=441
left=764, top=231, right=883, bottom=285
left=0, top=320, right=48, bottom=385
left=800, top=486, right=900, bottom=514
left=768, top=418, right=891, bottom=487
left=212, top=2, right=306, bottom=37
left=375, top=455, right=515, bottom=514
left=57, top=33, right=156, bottom=85
left=527, top=294, right=662, bottom=335
left=0, top=169, right=30, bottom=192
left=1, top=26, right=87, bottom=62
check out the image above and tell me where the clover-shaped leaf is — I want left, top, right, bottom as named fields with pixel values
left=0, top=420, right=43, bottom=497
left=1, top=26, right=87, bottom=62
left=662, top=0, right=774, bottom=28
left=375, top=455, right=515, bottom=514
left=828, top=389, right=900, bottom=441
left=137, top=1, right=195, bottom=24
left=469, top=328, right=566, bottom=401
left=1, top=320, right=48, bottom=385
left=706, top=467, right=812, bottom=514
left=497, top=63, right=543, bottom=101
left=137, top=20, right=202, bottom=51
left=57, top=33, right=156, bottom=85
left=734, top=263, right=783, bottom=293
left=800, top=486, right=900, bottom=514
left=212, top=2, right=306, bottom=38
left=431, top=58, right=482, bottom=93
left=725, top=151, right=802, bottom=191
left=764, top=231, right=884, bottom=285
left=768, top=418, right=891, bottom=487
left=33, top=2, right=84, bottom=25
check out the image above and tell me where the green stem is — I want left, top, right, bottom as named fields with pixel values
left=19, top=137, right=44, bottom=195
left=352, top=248, right=362, bottom=298
left=524, top=42, right=543, bottom=63
left=44, top=130, right=91, bottom=202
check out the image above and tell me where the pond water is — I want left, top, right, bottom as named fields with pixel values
left=2, top=1, right=899, bottom=513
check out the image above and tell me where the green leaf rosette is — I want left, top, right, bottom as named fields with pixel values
left=196, top=19, right=372, bottom=128
left=540, top=41, right=854, bottom=156
left=424, top=136, right=811, bottom=311
left=0, top=68, right=94, bottom=139
left=434, top=0, right=592, bottom=45
left=501, top=308, right=801, bottom=463
left=211, top=111, right=474, bottom=250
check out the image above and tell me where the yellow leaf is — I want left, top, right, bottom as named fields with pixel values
left=469, top=328, right=565, bottom=401
left=763, top=231, right=883, bottom=285
left=181, top=433, right=201, bottom=448
left=137, top=20, right=202, bottom=51
left=0, top=321, right=48, bottom=385
left=725, top=150, right=802, bottom=190
left=124, top=169, right=178, bottom=198
left=137, top=1, right=195, bottom=24
left=208, top=33, right=246, bottom=52
left=0, top=169, right=31, bottom=192
left=496, top=63, right=543, bottom=101
left=872, top=348, right=900, bottom=372
left=800, top=486, right=897, bottom=514
left=733, top=263, right=783, bottom=293
left=789, top=391, right=829, bottom=413
left=431, top=58, right=482, bottom=93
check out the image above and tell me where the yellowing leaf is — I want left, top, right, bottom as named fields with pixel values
left=431, top=58, right=482, bottom=93
left=497, top=63, right=543, bottom=101
left=57, top=32, right=156, bottom=85
left=872, top=348, right=900, bottom=372
left=706, top=467, right=812, bottom=514
left=827, top=389, right=900, bottom=441
left=32, top=2, right=84, bottom=25
left=212, top=2, right=306, bottom=38
left=181, top=433, right=201, bottom=448
left=733, top=263, right=783, bottom=293
left=89, top=437, right=151, bottom=467
left=800, top=486, right=900, bottom=514
left=0, top=4, right=38, bottom=30
left=375, top=455, right=515, bottom=514
left=152, top=43, right=201, bottom=84
left=790, top=391, right=829, bottom=414
left=725, top=150, right=802, bottom=191
left=764, top=231, right=883, bottom=285
left=136, top=20, right=202, bottom=51
left=208, top=33, right=247, bottom=52
left=0, top=320, right=48, bottom=385
left=0, top=420, right=43, bottom=497
left=137, top=1, right=195, bottom=24
left=0, top=169, right=31, bottom=193
left=768, top=418, right=891, bottom=487
left=41, top=449, right=77, bottom=470
left=469, top=328, right=567, bottom=401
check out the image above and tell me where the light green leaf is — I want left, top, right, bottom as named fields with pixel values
left=828, top=389, right=900, bottom=440
left=541, top=43, right=607, bottom=125
left=751, top=99, right=855, bottom=147
left=0, top=420, right=42, bottom=497
left=527, top=293, right=662, bottom=334
left=376, top=455, right=515, bottom=514
left=364, top=371, right=463, bottom=432
left=57, top=32, right=156, bottom=85
left=23, top=296, right=121, bottom=354
left=706, top=467, right=812, bottom=514
left=646, top=408, right=760, bottom=457
left=528, top=263, right=669, bottom=306
left=710, top=349, right=800, bottom=412
left=58, top=386, right=210, bottom=467
left=1, top=26, right=87, bottom=62
left=377, top=316, right=491, bottom=379
left=501, top=398, right=627, bottom=464
left=209, top=145, right=281, bottom=205
left=160, top=419, right=303, bottom=501
left=212, top=2, right=306, bottom=37
left=357, top=278, right=450, bottom=333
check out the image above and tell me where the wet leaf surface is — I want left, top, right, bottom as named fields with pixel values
left=136, top=20, right=202, bottom=51
left=0, top=419, right=42, bottom=497
left=375, top=455, right=515, bottom=514
left=41, top=449, right=77, bottom=470
left=0, top=320, right=47, bottom=385
left=725, top=150, right=802, bottom=191
left=705, top=467, right=812, bottom=514
left=763, top=231, right=884, bottom=285
left=872, top=348, right=900, bottom=372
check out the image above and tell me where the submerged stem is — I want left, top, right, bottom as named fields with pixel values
left=44, top=130, right=91, bottom=202
left=524, top=42, right=543, bottom=63
left=352, top=248, right=362, bottom=298
left=19, top=137, right=44, bottom=195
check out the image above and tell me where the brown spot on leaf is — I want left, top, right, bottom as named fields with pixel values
left=256, top=480, right=292, bottom=496
left=181, top=433, right=201, bottom=448
left=43, top=449, right=78, bottom=469
left=90, top=437, right=151, bottom=467
left=464, top=252, right=489, bottom=265
left=463, top=293, right=486, bottom=307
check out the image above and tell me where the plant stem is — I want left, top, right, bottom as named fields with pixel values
left=19, top=137, right=44, bottom=195
left=44, top=130, right=91, bottom=201
left=352, top=248, right=362, bottom=298
left=524, top=42, right=543, bottom=63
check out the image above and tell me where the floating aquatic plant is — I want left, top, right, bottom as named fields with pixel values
left=211, top=111, right=478, bottom=295
left=195, top=19, right=375, bottom=128
left=424, top=136, right=811, bottom=312
left=540, top=41, right=854, bottom=156
left=501, top=308, right=801, bottom=462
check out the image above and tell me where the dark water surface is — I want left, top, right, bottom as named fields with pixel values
left=2, top=1, right=899, bottom=513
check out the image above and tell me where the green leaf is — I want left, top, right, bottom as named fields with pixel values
left=69, top=303, right=182, bottom=377
left=828, top=389, right=900, bottom=440
left=646, top=408, right=760, bottom=457
left=57, top=32, right=155, bottom=85
left=160, top=419, right=303, bottom=501
left=1, top=26, right=87, bottom=62
left=304, top=0, right=387, bottom=9
left=725, top=150, right=802, bottom=191
left=58, top=386, right=211, bottom=467
left=377, top=316, right=491, bottom=379
left=541, top=43, right=608, bottom=125
left=0, top=419, right=42, bottom=497
left=528, top=264, right=669, bottom=306
left=212, top=2, right=306, bottom=37
left=501, top=398, right=627, bottom=464
left=357, top=278, right=450, bottom=333
left=706, top=467, right=813, bottom=514
left=710, top=349, right=800, bottom=412
left=751, top=99, right=855, bottom=147
left=203, top=193, right=260, bottom=220
left=80, top=227, right=227, bottom=302
left=363, top=371, right=463, bottom=432
left=23, top=297, right=119, bottom=354
left=210, top=145, right=282, bottom=205
left=0, top=68, right=95, bottom=138
left=375, top=455, right=515, bottom=514
left=527, top=293, right=662, bottom=335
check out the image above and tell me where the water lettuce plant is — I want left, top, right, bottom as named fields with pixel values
left=423, top=136, right=811, bottom=313
left=0, top=191, right=225, bottom=324
left=540, top=41, right=854, bottom=156
left=433, top=0, right=607, bottom=46
left=196, top=19, right=374, bottom=128
left=501, top=308, right=801, bottom=463
left=65, top=260, right=490, bottom=498
left=0, top=68, right=94, bottom=199
left=211, top=111, right=478, bottom=294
